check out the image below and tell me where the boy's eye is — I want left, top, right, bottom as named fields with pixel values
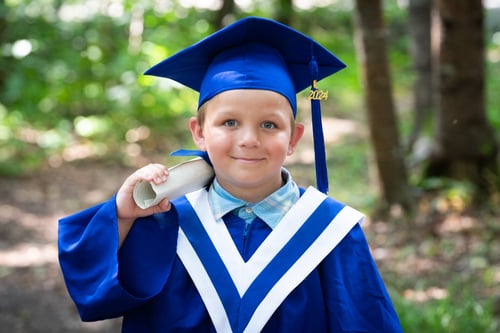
left=223, top=119, right=237, bottom=127
left=261, top=121, right=276, bottom=129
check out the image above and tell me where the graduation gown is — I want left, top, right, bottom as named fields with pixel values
left=58, top=187, right=402, bottom=333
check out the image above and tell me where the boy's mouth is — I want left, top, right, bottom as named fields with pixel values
left=232, top=156, right=265, bottom=163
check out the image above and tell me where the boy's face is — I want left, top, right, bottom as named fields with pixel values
left=189, top=89, right=304, bottom=202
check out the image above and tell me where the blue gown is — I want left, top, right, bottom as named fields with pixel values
left=58, top=187, right=402, bottom=333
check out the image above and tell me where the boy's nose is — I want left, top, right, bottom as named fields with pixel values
left=238, top=126, right=260, bottom=148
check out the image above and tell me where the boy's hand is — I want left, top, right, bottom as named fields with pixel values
left=116, top=163, right=172, bottom=222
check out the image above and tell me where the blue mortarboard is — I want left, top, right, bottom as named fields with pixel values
left=145, top=16, right=346, bottom=194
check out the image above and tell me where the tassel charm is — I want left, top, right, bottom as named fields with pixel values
left=308, top=80, right=328, bottom=101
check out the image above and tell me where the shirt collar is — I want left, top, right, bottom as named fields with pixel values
left=208, top=168, right=299, bottom=229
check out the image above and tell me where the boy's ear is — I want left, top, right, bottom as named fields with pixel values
left=189, top=117, right=207, bottom=151
left=288, top=123, right=305, bottom=155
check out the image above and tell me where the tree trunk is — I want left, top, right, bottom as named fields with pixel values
left=428, top=0, right=499, bottom=197
left=353, top=0, right=412, bottom=210
left=213, top=0, right=236, bottom=30
left=407, top=0, right=434, bottom=150
left=275, top=0, right=294, bottom=26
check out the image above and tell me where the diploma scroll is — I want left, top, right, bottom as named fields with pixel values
left=133, top=157, right=214, bottom=209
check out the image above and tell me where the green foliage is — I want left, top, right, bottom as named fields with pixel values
left=0, top=0, right=206, bottom=174
left=486, top=8, right=500, bottom=131
left=0, top=0, right=366, bottom=175
left=327, top=135, right=377, bottom=209
left=393, top=285, right=499, bottom=333
left=486, top=54, right=500, bottom=130
left=419, top=178, right=475, bottom=203
left=1, top=0, right=499, bottom=177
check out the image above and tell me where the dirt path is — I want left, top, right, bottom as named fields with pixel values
left=0, top=161, right=129, bottom=332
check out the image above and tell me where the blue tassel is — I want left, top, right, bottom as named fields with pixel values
left=310, top=84, right=329, bottom=194
left=309, top=55, right=328, bottom=194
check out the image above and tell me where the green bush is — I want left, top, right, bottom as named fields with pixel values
left=393, top=286, right=499, bottom=333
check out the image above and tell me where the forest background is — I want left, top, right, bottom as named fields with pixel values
left=0, top=0, right=499, bottom=332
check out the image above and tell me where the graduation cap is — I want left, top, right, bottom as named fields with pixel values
left=145, top=16, right=346, bottom=194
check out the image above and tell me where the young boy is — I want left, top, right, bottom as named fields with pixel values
left=59, top=16, right=403, bottom=332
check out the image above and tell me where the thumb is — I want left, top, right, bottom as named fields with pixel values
left=151, top=198, right=172, bottom=214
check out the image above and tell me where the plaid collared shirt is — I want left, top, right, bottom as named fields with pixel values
left=208, top=168, right=299, bottom=229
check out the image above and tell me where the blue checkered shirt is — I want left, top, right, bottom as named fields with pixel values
left=208, top=168, right=299, bottom=229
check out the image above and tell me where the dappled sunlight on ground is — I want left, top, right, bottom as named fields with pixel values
left=0, top=242, right=57, bottom=267
left=366, top=201, right=500, bottom=308
left=0, top=163, right=130, bottom=332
